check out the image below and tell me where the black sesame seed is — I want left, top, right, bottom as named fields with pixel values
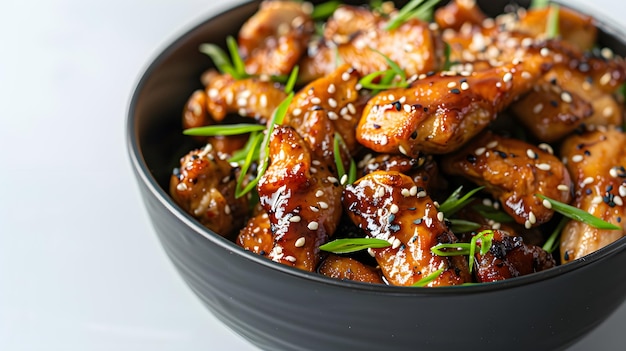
left=373, top=123, right=381, bottom=129
left=410, top=131, right=418, bottom=139
left=413, top=218, right=423, bottom=225
left=550, top=100, right=558, bottom=107
left=389, top=224, right=401, bottom=232
left=495, top=150, right=508, bottom=158
left=467, top=154, right=477, bottom=163
left=450, top=88, right=461, bottom=94
left=393, top=101, right=402, bottom=111
left=408, top=207, right=416, bottom=211
left=584, top=150, right=591, bottom=156
left=586, top=189, right=592, bottom=195
left=389, top=214, right=396, bottom=222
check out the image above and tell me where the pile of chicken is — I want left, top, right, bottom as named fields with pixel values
left=169, top=0, right=626, bottom=286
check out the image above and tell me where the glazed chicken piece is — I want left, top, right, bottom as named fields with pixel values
left=202, top=70, right=288, bottom=123
left=559, top=127, right=626, bottom=263
left=300, top=15, right=443, bottom=83
left=170, top=144, right=249, bottom=238
left=284, top=64, right=365, bottom=165
left=471, top=228, right=556, bottom=283
left=238, top=0, right=314, bottom=76
left=182, top=89, right=210, bottom=131
left=257, top=126, right=343, bottom=271
left=318, top=255, right=384, bottom=284
left=322, top=5, right=380, bottom=44
left=236, top=212, right=273, bottom=256
left=434, top=0, right=487, bottom=31
left=343, top=171, right=471, bottom=286
left=357, top=52, right=550, bottom=156
left=442, top=132, right=573, bottom=228
left=511, top=79, right=593, bottom=142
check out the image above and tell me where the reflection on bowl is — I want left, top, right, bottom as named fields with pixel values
left=128, top=1, right=626, bottom=350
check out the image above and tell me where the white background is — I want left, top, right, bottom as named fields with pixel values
left=1, top=0, right=624, bottom=350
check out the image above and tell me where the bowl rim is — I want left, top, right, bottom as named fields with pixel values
left=127, top=0, right=626, bottom=296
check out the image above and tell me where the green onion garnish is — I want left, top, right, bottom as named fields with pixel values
left=542, top=216, right=568, bottom=253
left=311, top=0, right=341, bottom=21
left=471, top=204, right=514, bottom=223
left=448, top=219, right=482, bottom=233
left=229, top=131, right=262, bottom=163
left=358, top=49, right=409, bottom=92
left=284, top=65, right=300, bottom=94
left=546, top=4, right=560, bottom=39
left=438, top=186, right=485, bottom=217
left=183, top=123, right=265, bottom=137
left=319, top=238, right=392, bottom=254
left=442, top=42, right=453, bottom=71
left=530, top=0, right=549, bottom=9
left=536, top=194, right=620, bottom=230
left=411, top=266, right=445, bottom=287
left=333, top=133, right=357, bottom=185
left=410, top=0, right=440, bottom=22
left=385, top=0, right=425, bottom=30
left=431, top=229, right=494, bottom=273
left=199, top=36, right=249, bottom=80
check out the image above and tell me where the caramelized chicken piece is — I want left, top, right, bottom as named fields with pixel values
left=559, top=127, right=626, bottom=262
left=322, top=5, right=380, bottom=44
left=170, top=144, right=249, bottom=238
left=284, top=65, right=365, bottom=164
left=318, top=255, right=384, bottom=284
left=258, top=126, right=343, bottom=271
left=434, top=0, right=487, bottom=31
left=442, top=132, right=573, bottom=228
left=511, top=80, right=593, bottom=142
left=203, top=70, right=287, bottom=123
left=343, top=171, right=471, bottom=286
left=238, top=0, right=314, bottom=76
left=514, top=6, right=597, bottom=52
left=300, top=17, right=443, bottom=83
left=357, top=53, right=550, bottom=155
left=472, top=228, right=556, bottom=283
left=236, top=212, right=272, bottom=256
left=183, top=89, right=210, bottom=131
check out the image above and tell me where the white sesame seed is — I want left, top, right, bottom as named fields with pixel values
left=376, top=187, right=385, bottom=198
left=521, top=71, right=532, bottom=79
left=600, top=72, right=611, bottom=85
left=410, top=186, right=418, bottom=196
left=319, top=201, right=329, bottom=209
left=401, top=188, right=411, bottom=197
left=347, top=103, right=356, bottom=114
left=399, top=145, right=408, bottom=156
left=433, top=201, right=440, bottom=208
left=224, top=205, right=231, bottom=215
left=526, top=149, right=537, bottom=159
left=290, top=215, right=302, bottom=223
left=292, top=108, right=302, bottom=116
left=571, top=155, right=584, bottom=163
left=503, top=72, right=513, bottom=83
left=307, top=221, right=319, bottom=230
left=528, top=211, right=536, bottom=224
left=342, top=72, right=351, bottom=81
left=390, top=204, right=400, bottom=214
left=340, top=174, right=348, bottom=185
left=482, top=198, right=493, bottom=207
left=176, top=182, right=188, bottom=191
left=542, top=199, right=552, bottom=209
left=492, top=222, right=502, bottom=230
left=310, top=206, right=319, bottom=212
left=486, top=140, right=499, bottom=149
left=447, top=81, right=457, bottom=88
left=592, top=196, right=603, bottom=205
left=540, top=47, right=550, bottom=57
left=392, top=238, right=402, bottom=249
left=284, top=255, right=297, bottom=262
left=367, top=248, right=375, bottom=257
left=295, top=237, right=306, bottom=247
left=533, top=103, right=544, bottom=114
left=403, top=104, right=412, bottom=113
left=416, top=191, right=427, bottom=198
left=619, top=185, right=626, bottom=197
left=259, top=94, right=268, bottom=108
left=536, top=163, right=551, bottom=171
left=327, top=176, right=339, bottom=184
left=610, top=167, right=619, bottom=178
left=315, top=190, right=324, bottom=198
left=614, top=196, right=624, bottom=206
left=582, top=176, right=594, bottom=185
left=603, top=106, right=614, bottom=117
left=475, top=147, right=486, bottom=156
left=328, top=98, right=337, bottom=108
left=437, top=211, right=444, bottom=222
left=208, top=88, right=219, bottom=98
left=327, top=83, right=336, bottom=94
left=557, top=184, right=570, bottom=192
left=601, top=47, right=614, bottom=59
left=328, top=111, right=338, bottom=120
left=538, top=143, right=553, bottom=154
left=493, top=201, right=500, bottom=210
left=461, top=81, right=470, bottom=90
left=311, top=97, right=322, bottom=105
left=525, top=220, right=532, bottom=229
left=560, top=91, right=573, bottom=103
left=380, top=136, right=389, bottom=146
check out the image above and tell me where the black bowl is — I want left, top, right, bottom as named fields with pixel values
left=127, top=1, right=626, bottom=350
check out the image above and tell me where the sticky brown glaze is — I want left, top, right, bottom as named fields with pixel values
left=258, top=126, right=343, bottom=271
left=322, top=5, right=380, bottom=44
left=441, top=132, right=573, bottom=228
left=284, top=65, right=364, bottom=165
left=472, top=228, right=556, bottom=283
left=434, top=0, right=487, bottom=31
left=237, top=0, right=314, bottom=76
left=317, top=255, right=384, bottom=284
left=559, top=127, right=626, bottom=263
left=170, top=144, right=249, bottom=238
left=203, top=70, right=287, bottom=123
left=299, top=17, right=443, bottom=83
left=511, top=80, right=593, bottom=142
left=514, top=6, right=597, bottom=52
left=357, top=53, right=549, bottom=156
left=236, top=212, right=273, bottom=256
left=182, top=89, right=211, bottom=131
left=343, top=171, right=470, bottom=287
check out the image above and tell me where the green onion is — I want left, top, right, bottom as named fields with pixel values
left=229, top=130, right=262, bottom=163
left=431, top=229, right=494, bottom=273
left=199, top=36, right=249, bottom=80
left=448, top=219, right=482, bottom=233
left=410, top=0, right=440, bottom=22
left=234, top=132, right=264, bottom=197
left=284, top=65, right=300, bottom=94
left=319, top=238, right=392, bottom=254
left=385, top=0, right=425, bottom=30
left=411, top=267, right=445, bottom=287
left=226, top=36, right=247, bottom=78
left=183, top=123, right=265, bottom=137
left=471, top=204, right=514, bottom=223
left=530, top=0, right=549, bottom=9
left=546, top=4, right=560, bottom=39
left=438, top=186, right=485, bottom=217
left=536, top=194, right=620, bottom=230
left=333, top=133, right=358, bottom=186
left=311, top=0, right=341, bottom=21
left=442, top=42, right=453, bottom=71
left=542, top=216, right=568, bottom=253
left=358, top=49, right=409, bottom=92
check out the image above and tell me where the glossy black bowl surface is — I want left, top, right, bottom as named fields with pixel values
left=127, top=1, right=626, bottom=350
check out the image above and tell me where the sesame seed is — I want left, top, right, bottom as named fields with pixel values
left=403, top=104, right=412, bottom=113
left=447, top=81, right=457, bottom=88
left=503, top=72, right=513, bottom=82
left=521, top=71, right=532, bottom=79
left=328, top=111, right=338, bottom=120
left=486, top=140, right=499, bottom=148
left=437, top=211, right=444, bottom=221
left=311, top=97, right=322, bottom=105
left=526, top=149, right=537, bottom=159
left=601, top=47, right=614, bottom=59
left=571, top=155, right=584, bottom=163
left=293, top=108, right=302, bottom=116
left=450, top=88, right=461, bottom=94
left=475, top=147, right=486, bottom=156
left=225, top=91, right=234, bottom=105
left=614, top=196, right=624, bottom=206
left=592, top=196, right=603, bottom=204
left=542, top=199, right=552, bottom=209
left=582, top=176, right=594, bottom=185
left=399, top=145, right=408, bottom=156
left=342, top=72, right=351, bottom=81
left=307, top=222, right=319, bottom=230
left=284, top=255, right=296, bottom=263
left=327, top=84, right=336, bottom=94
left=347, top=103, right=356, bottom=114
left=176, top=182, right=188, bottom=191
left=328, top=98, right=337, bottom=108
left=376, top=187, right=385, bottom=198
left=533, top=103, right=544, bottom=114
left=340, top=174, right=348, bottom=185
left=610, top=167, right=619, bottom=178
left=461, top=81, right=470, bottom=90
left=367, top=248, right=375, bottom=257
left=619, top=185, right=626, bottom=197
left=600, top=72, right=611, bottom=85
left=401, top=188, right=411, bottom=197
left=310, top=206, right=319, bottom=212
left=416, top=191, right=427, bottom=198
left=540, top=47, right=550, bottom=57
left=380, top=136, right=389, bottom=146
left=492, top=222, right=501, bottom=230
left=482, top=198, right=493, bottom=207
left=315, top=190, right=324, bottom=197
left=289, top=215, right=302, bottom=223
left=410, top=186, right=418, bottom=196
left=390, top=204, right=400, bottom=214
left=524, top=220, right=532, bottom=229
left=528, top=211, right=537, bottom=224
left=319, top=201, right=329, bottom=209
left=224, top=205, right=231, bottom=215
left=536, top=163, right=551, bottom=171
left=560, top=91, right=573, bottom=103
left=295, top=237, right=306, bottom=247
left=392, top=238, right=402, bottom=249
left=327, top=176, right=339, bottom=184
left=557, top=184, right=570, bottom=192
left=538, top=143, right=553, bottom=154
left=603, top=106, right=614, bottom=117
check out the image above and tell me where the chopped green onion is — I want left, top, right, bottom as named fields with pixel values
left=333, top=133, right=357, bottom=185
left=226, top=35, right=248, bottom=78
left=411, top=267, right=445, bottom=287
left=410, top=0, right=440, bottom=22
left=536, top=194, right=621, bottom=230
left=542, top=216, right=568, bottom=253
left=198, top=43, right=239, bottom=78
left=183, top=123, right=265, bottom=137
left=234, top=132, right=264, bottom=197
left=442, top=42, right=453, bottom=71
left=358, top=49, right=409, bottom=92
left=448, top=219, right=482, bottom=233
left=311, top=0, right=341, bottom=21
left=284, top=65, right=300, bottom=94
left=385, top=0, right=425, bottom=30
left=347, top=157, right=357, bottom=185
left=546, top=4, right=560, bottom=39
left=431, top=229, right=494, bottom=273
left=530, top=0, right=549, bottom=9
left=431, top=242, right=471, bottom=256
left=319, top=238, right=391, bottom=254
left=471, top=204, right=514, bottom=223
left=229, top=130, right=262, bottom=163
left=438, top=186, right=485, bottom=217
